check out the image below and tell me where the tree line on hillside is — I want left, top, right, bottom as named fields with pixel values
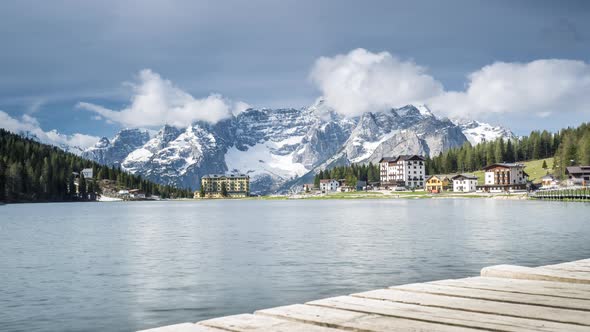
left=426, top=123, right=590, bottom=178
left=313, top=163, right=380, bottom=188
left=314, top=123, right=590, bottom=185
left=0, top=129, right=193, bottom=203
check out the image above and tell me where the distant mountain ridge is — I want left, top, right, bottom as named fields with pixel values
left=80, top=100, right=515, bottom=194
left=454, top=119, right=516, bottom=145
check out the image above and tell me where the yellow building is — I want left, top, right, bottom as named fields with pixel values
left=425, top=175, right=453, bottom=193
left=198, top=174, right=250, bottom=198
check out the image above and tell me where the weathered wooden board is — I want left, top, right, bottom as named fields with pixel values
left=138, top=323, right=225, bottom=332
left=482, top=264, right=590, bottom=284
left=542, top=261, right=590, bottom=273
left=355, top=288, right=590, bottom=326
left=431, top=277, right=590, bottom=300
left=390, top=282, right=590, bottom=310
left=199, top=313, right=342, bottom=332
left=308, top=295, right=588, bottom=332
left=257, top=303, right=480, bottom=332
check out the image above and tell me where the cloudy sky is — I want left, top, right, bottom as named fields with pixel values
left=1, top=0, right=589, bottom=147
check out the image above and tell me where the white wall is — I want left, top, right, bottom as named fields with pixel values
left=453, top=179, right=477, bottom=192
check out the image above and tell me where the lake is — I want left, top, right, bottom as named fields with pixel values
left=1, top=199, right=589, bottom=332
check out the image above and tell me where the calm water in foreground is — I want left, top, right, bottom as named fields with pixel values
left=1, top=199, right=589, bottom=332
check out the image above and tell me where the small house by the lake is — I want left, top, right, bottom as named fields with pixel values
left=566, top=166, right=590, bottom=186
left=425, top=175, right=452, bottom=193
left=452, top=174, right=478, bottom=192
left=319, top=179, right=339, bottom=193
left=540, top=174, right=559, bottom=188
left=302, top=183, right=316, bottom=192
left=129, top=189, right=146, bottom=199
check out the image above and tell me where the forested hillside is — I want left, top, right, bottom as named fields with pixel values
left=313, top=163, right=380, bottom=187
left=425, top=123, right=590, bottom=177
left=0, top=129, right=193, bottom=203
left=314, top=123, right=590, bottom=185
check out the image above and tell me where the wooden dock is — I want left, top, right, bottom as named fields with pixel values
left=531, top=187, right=590, bottom=201
left=140, top=259, right=590, bottom=332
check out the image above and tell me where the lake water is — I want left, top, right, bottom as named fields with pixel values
left=1, top=199, right=589, bottom=332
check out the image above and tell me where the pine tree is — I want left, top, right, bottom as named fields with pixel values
left=542, top=160, right=548, bottom=169
left=0, top=159, right=5, bottom=202
left=578, top=132, right=590, bottom=165
left=199, top=184, right=205, bottom=198
left=79, top=174, right=87, bottom=200
left=505, top=140, right=515, bottom=163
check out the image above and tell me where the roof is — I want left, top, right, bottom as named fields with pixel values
left=82, top=168, right=93, bottom=172
left=379, top=155, right=426, bottom=163
left=452, top=173, right=478, bottom=180
left=320, top=179, right=337, bottom=183
left=427, top=174, right=455, bottom=181
left=566, top=166, right=590, bottom=175
left=202, top=174, right=249, bottom=179
left=483, top=163, right=525, bottom=170
left=541, top=174, right=555, bottom=180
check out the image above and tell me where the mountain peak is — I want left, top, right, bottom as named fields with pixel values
left=452, top=119, right=515, bottom=144
left=79, top=101, right=513, bottom=194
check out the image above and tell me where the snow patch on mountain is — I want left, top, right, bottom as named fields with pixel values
left=455, top=119, right=516, bottom=145
left=226, top=140, right=308, bottom=181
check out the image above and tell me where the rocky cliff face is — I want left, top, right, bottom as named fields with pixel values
left=81, top=101, right=492, bottom=193
left=81, top=128, right=150, bottom=167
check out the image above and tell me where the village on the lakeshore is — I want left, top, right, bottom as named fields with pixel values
left=194, top=154, right=590, bottom=200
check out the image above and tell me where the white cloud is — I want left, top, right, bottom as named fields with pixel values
left=430, top=59, right=590, bottom=118
left=77, top=69, right=246, bottom=127
left=309, top=48, right=444, bottom=117
left=310, top=49, right=590, bottom=123
left=0, top=111, right=99, bottom=150
left=232, top=101, right=251, bottom=115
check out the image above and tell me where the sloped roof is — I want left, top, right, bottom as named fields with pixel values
left=426, top=174, right=455, bottom=182
left=202, top=174, right=249, bottom=179
left=567, top=166, right=590, bottom=175
left=483, top=163, right=525, bottom=170
left=452, top=173, right=478, bottom=180
left=379, top=155, right=426, bottom=163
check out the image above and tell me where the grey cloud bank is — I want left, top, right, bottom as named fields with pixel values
left=0, top=1, right=589, bottom=136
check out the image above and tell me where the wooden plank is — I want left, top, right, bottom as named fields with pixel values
left=308, top=295, right=588, bottom=332
left=199, top=313, right=342, bottom=332
left=542, top=261, right=590, bottom=273
left=355, top=288, right=590, bottom=326
left=431, top=277, right=590, bottom=300
left=257, top=303, right=480, bottom=332
left=390, top=282, right=590, bottom=311
left=481, top=265, right=590, bottom=284
left=138, top=323, right=225, bottom=332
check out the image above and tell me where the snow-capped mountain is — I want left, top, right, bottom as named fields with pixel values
left=81, top=128, right=150, bottom=167
left=81, top=100, right=509, bottom=193
left=453, top=119, right=516, bottom=145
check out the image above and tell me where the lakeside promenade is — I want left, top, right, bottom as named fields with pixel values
left=141, top=258, right=590, bottom=332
